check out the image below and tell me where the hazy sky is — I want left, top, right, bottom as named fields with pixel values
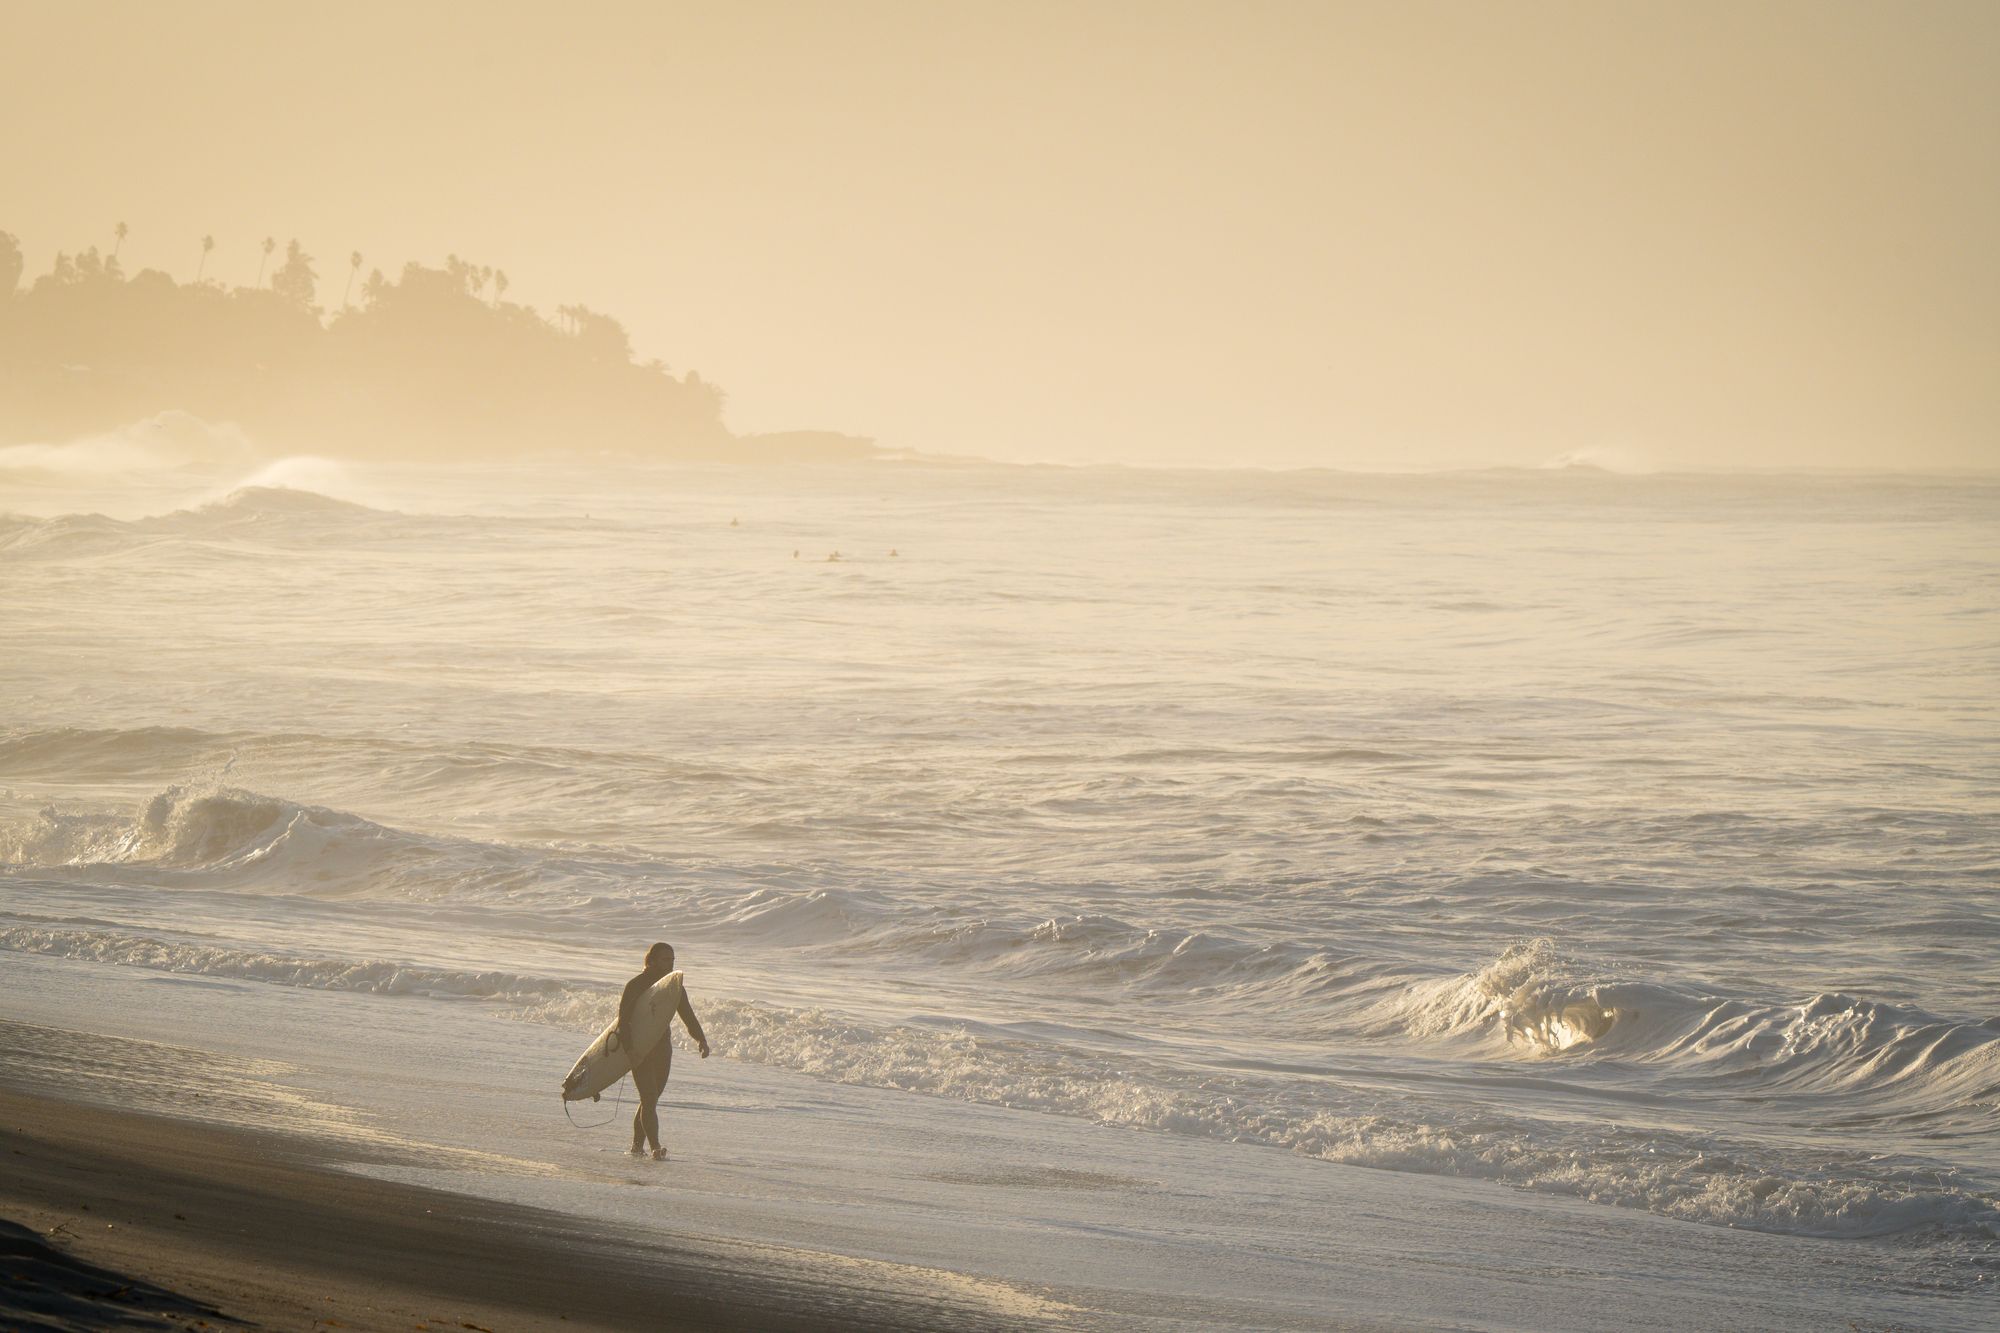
left=5, top=1, right=1996, bottom=470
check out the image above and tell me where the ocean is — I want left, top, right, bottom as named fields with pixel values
left=2, top=444, right=1996, bottom=1318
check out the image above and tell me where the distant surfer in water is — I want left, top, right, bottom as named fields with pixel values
left=616, top=942, right=710, bottom=1159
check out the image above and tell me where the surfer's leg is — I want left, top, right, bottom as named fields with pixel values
left=649, top=1047, right=672, bottom=1158
left=632, top=1048, right=668, bottom=1153
left=639, top=1096, right=660, bottom=1153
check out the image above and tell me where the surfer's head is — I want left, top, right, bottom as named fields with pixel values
left=644, top=942, right=675, bottom=973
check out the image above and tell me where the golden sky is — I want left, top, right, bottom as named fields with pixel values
left=5, top=0, right=1996, bottom=469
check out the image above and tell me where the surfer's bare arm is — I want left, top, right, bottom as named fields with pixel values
left=678, top=990, right=711, bottom=1058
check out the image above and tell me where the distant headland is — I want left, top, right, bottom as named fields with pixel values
left=0, top=227, right=874, bottom=463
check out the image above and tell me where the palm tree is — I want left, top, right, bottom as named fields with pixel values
left=113, top=221, right=128, bottom=259
left=342, top=250, right=363, bottom=308
left=493, top=269, right=509, bottom=307
left=196, top=234, right=215, bottom=283
left=256, top=235, right=275, bottom=287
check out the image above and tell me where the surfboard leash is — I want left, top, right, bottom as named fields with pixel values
left=561, top=1074, right=628, bottom=1130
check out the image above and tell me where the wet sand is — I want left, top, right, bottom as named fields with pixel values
left=0, top=1089, right=1021, bottom=1332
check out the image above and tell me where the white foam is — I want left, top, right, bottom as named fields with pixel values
left=0, top=411, right=257, bottom=478
left=1, top=920, right=1993, bottom=1248
left=8, top=789, right=1995, bottom=1143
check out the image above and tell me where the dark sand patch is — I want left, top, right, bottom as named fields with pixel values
left=0, top=1217, right=233, bottom=1331
left=0, top=1089, right=1051, bottom=1331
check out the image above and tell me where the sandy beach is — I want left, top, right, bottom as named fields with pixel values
left=0, top=1088, right=1041, bottom=1332
left=1, top=950, right=1991, bottom=1331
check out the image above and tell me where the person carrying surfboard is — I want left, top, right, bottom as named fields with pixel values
left=616, top=942, right=710, bottom=1159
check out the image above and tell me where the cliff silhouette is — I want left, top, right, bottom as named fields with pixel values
left=0, top=229, right=873, bottom=463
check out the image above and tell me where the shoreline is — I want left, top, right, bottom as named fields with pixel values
left=0, top=946, right=1991, bottom=1332
left=0, top=1088, right=1028, bottom=1332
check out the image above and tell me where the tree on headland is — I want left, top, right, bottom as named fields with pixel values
left=0, top=231, right=21, bottom=296
left=568, top=305, right=633, bottom=364
left=56, top=247, right=117, bottom=283
left=0, top=229, right=786, bottom=460
left=0, top=225, right=870, bottom=461
left=113, top=221, right=128, bottom=259
left=270, top=239, right=318, bottom=310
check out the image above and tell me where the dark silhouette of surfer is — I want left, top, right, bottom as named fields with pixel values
left=616, top=942, right=709, bottom=1159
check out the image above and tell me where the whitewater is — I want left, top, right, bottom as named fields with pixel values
left=2, top=445, right=1996, bottom=1325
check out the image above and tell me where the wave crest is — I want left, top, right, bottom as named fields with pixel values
left=1389, top=940, right=1632, bottom=1052
left=1383, top=941, right=2000, bottom=1130
left=2, top=921, right=1993, bottom=1252
left=1, top=484, right=401, bottom=559
left=0, top=785, right=539, bottom=901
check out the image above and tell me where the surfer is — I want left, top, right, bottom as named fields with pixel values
left=616, top=942, right=710, bottom=1159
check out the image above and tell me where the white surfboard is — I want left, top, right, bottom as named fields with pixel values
left=561, top=971, right=685, bottom=1101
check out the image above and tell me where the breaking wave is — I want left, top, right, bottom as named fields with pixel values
left=0, top=486, right=406, bottom=559
left=1379, top=941, right=2000, bottom=1135
left=6, top=783, right=1996, bottom=1260
left=0, top=411, right=257, bottom=478
left=0, top=919, right=1993, bottom=1252
left=0, top=785, right=562, bottom=901
left=7, top=788, right=1997, bottom=1138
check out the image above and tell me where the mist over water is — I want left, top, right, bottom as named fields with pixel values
left=3, top=449, right=1996, bottom=1275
